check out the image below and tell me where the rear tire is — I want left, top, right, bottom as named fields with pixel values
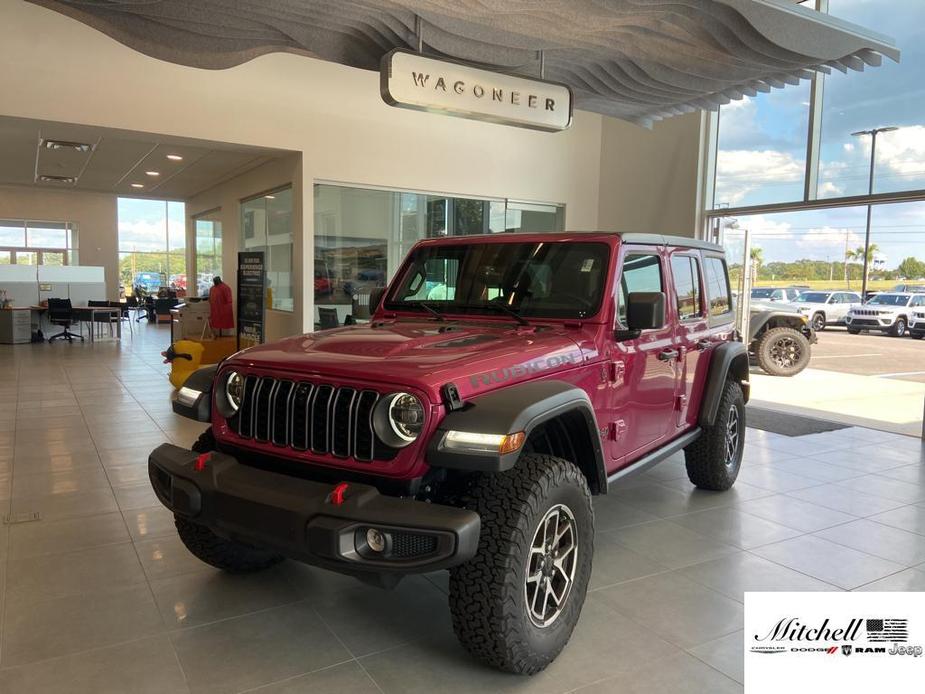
left=755, top=327, right=811, bottom=376
left=684, top=380, right=745, bottom=491
left=178, top=426, right=285, bottom=573
left=890, top=318, right=907, bottom=337
left=811, top=312, right=826, bottom=331
left=448, top=454, right=593, bottom=675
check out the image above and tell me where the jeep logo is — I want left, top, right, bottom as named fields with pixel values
left=469, top=352, right=582, bottom=389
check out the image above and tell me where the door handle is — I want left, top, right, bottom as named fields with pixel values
left=657, top=348, right=680, bottom=361
left=695, top=339, right=712, bottom=351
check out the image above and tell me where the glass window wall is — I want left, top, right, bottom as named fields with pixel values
left=194, top=213, right=222, bottom=297
left=118, top=198, right=186, bottom=296
left=0, top=219, right=78, bottom=266
left=241, top=187, right=293, bottom=312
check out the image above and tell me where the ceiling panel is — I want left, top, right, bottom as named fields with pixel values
left=0, top=115, right=291, bottom=198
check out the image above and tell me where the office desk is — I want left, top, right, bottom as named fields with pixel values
left=31, top=305, right=122, bottom=343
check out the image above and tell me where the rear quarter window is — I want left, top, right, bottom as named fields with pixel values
left=704, top=256, right=732, bottom=317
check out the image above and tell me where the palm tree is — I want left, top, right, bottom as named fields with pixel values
left=749, top=246, right=764, bottom=283
left=846, top=244, right=880, bottom=287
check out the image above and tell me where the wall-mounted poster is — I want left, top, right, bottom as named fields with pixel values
left=237, top=251, right=265, bottom=350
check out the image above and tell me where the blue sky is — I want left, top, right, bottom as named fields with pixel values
left=714, top=0, right=925, bottom=268
left=117, top=197, right=185, bottom=253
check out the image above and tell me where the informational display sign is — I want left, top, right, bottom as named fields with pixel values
left=236, top=251, right=265, bottom=350
left=380, top=49, right=572, bottom=132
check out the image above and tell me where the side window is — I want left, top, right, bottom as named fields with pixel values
left=703, top=256, right=732, bottom=317
left=617, top=253, right=663, bottom=325
left=670, top=255, right=703, bottom=320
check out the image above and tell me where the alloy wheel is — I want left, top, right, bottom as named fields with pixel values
left=769, top=335, right=801, bottom=368
left=725, top=405, right=740, bottom=465
left=525, top=504, right=578, bottom=628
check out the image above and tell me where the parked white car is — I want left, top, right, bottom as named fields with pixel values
left=845, top=292, right=925, bottom=337
left=793, top=290, right=862, bottom=331
left=910, top=308, right=925, bottom=340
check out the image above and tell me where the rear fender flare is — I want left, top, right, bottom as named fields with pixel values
left=699, top=342, right=749, bottom=428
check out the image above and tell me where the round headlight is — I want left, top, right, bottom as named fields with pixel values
left=389, top=393, right=424, bottom=442
left=373, top=392, right=424, bottom=447
left=225, top=372, right=243, bottom=412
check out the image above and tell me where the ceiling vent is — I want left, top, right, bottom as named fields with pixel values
left=38, top=174, right=77, bottom=184
left=42, top=139, right=93, bottom=153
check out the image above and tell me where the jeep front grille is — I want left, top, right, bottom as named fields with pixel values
left=853, top=309, right=883, bottom=316
left=235, top=376, right=385, bottom=462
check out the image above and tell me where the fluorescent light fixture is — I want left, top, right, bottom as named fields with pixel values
left=442, top=430, right=525, bottom=454
left=130, top=183, right=145, bottom=188
left=42, top=139, right=92, bottom=152
left=166, top=154, right=183, bottom=161
left=177, top=386, right=201, bottom=407
left=38, top=174, right=76, bottom=184
left=145, top=170, right=160, bottom=177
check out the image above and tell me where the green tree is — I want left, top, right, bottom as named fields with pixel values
left=749, top=246, right=764, bottom=283
left=897, top=256, right=925, bottom=279
left=846, top=243, right=880, bottom=287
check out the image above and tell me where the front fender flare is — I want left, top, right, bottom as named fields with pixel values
left=172, top=364, right=217, bottom=422
left=425, top=379, right=606, bottom=491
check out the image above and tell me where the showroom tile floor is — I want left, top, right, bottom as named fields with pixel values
left=1, top=324, right=924, bottom=693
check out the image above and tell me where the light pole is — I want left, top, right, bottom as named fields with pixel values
left=851, top=126, right=898, bottom=298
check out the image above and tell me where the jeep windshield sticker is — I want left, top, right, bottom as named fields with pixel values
left=469, top=351, right=582, bottom=388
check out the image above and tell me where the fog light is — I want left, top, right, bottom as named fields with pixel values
left=366, top=528, right=388, bottom=553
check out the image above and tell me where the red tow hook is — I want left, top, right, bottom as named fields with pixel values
left=194, top=452, right=211, bottom=472
left=329, top=482, right=350, bottom=505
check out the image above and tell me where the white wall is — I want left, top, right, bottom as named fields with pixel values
left=186, top=155, right=302, bottom=340
left=597, top=112, right=702, bottom=237
left=0, top=0, right=606, bottom=333
left=0, top=184, right=119, bottom=298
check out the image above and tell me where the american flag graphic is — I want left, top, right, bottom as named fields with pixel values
left=866, top=618, right=908, bottom=642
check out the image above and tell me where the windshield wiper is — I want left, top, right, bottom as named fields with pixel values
left=483, top=301, right=530, bottom=326
left=413, top=301, right=446, bottom=321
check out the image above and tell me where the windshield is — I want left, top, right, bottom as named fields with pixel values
left=386, top=241, right=610, bottom=319
left=795, top=292, right=830, bottom=303
left=868, top=294, right=911, bottom=306
left=751, top=288, right=776, bottom=299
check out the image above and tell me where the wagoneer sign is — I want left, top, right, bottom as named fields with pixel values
left=380, top=50, right=572, bottom=132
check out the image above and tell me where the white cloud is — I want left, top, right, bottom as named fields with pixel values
left=715, top=149, right=803, bottom=206
left=843, top=142, right=855, bottom=153
left=818, top=181, right=844, bottom=197
left=118, top=219, right=169, bottom=253
left=869, top=125, right=925, bottom=177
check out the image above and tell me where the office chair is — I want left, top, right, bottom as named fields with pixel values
left=88, top=299, right=114, bottom=339
left=318, top=307, right=339, bottom=329
left=47, top=298, right=84, bottom=342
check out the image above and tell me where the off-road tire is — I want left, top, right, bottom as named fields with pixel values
left=175, top=517, right=285, bottom=573
left=177, top=427, right=285, bottom=573
left=448, top=454, right=593, bottom=675
left=684, top=379, right=745, bottom=491
left=190, top=427, right=216, bottom=454
left=890, top=318, right=907, bottom=337
left=847, top=327, right=861, bottom=335
left=811, top=312, right=826, bottom=331
left=755, top=327, right=811, bottom=376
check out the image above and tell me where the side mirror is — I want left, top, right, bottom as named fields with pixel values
left=368, top=286, right=386, bottom=314
left=626, top=292, right=666, bottom=331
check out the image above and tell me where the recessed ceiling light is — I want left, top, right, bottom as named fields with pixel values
left=42, top=139, right=93, bottom=152
left=131, top=183, right=145, bottom=188
left=145, top=171, right=160, bottom=176
left=265, top=195, right=276, bottom=199
left=166, top=154, right=183, bottom=161
left=38, top=174, right=76, bottom=184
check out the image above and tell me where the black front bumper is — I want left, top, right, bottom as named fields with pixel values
left=148, top=444, right=480, bottom=574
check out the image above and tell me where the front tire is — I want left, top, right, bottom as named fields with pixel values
left=755, top=327, right=811, bottom=376
left=448, top=454, right=593, bottom=675
left=890, top=318, right=907, bottom=337
left=178, top=426, right=285, bottom=573
left=911, top=332, right=924, bottom=340
left=847, top=327, right=861, bottom=335
left=811, top=312, right=826, bottom=331
left=684, top=380, right=745, bottom=491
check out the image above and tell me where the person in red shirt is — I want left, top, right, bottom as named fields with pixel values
left=209, top=276, right=234, bottom=336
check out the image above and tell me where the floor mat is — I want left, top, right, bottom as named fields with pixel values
left=745, top=406, right=851, bottom=436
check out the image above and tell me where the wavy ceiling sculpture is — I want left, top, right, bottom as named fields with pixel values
left=28, top=0, right=899, bottom=125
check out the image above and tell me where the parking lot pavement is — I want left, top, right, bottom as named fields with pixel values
left=807, top=328, right=925, bottom=383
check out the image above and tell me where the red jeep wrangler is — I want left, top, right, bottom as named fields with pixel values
left=149, top=232, right=749, bottom=674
